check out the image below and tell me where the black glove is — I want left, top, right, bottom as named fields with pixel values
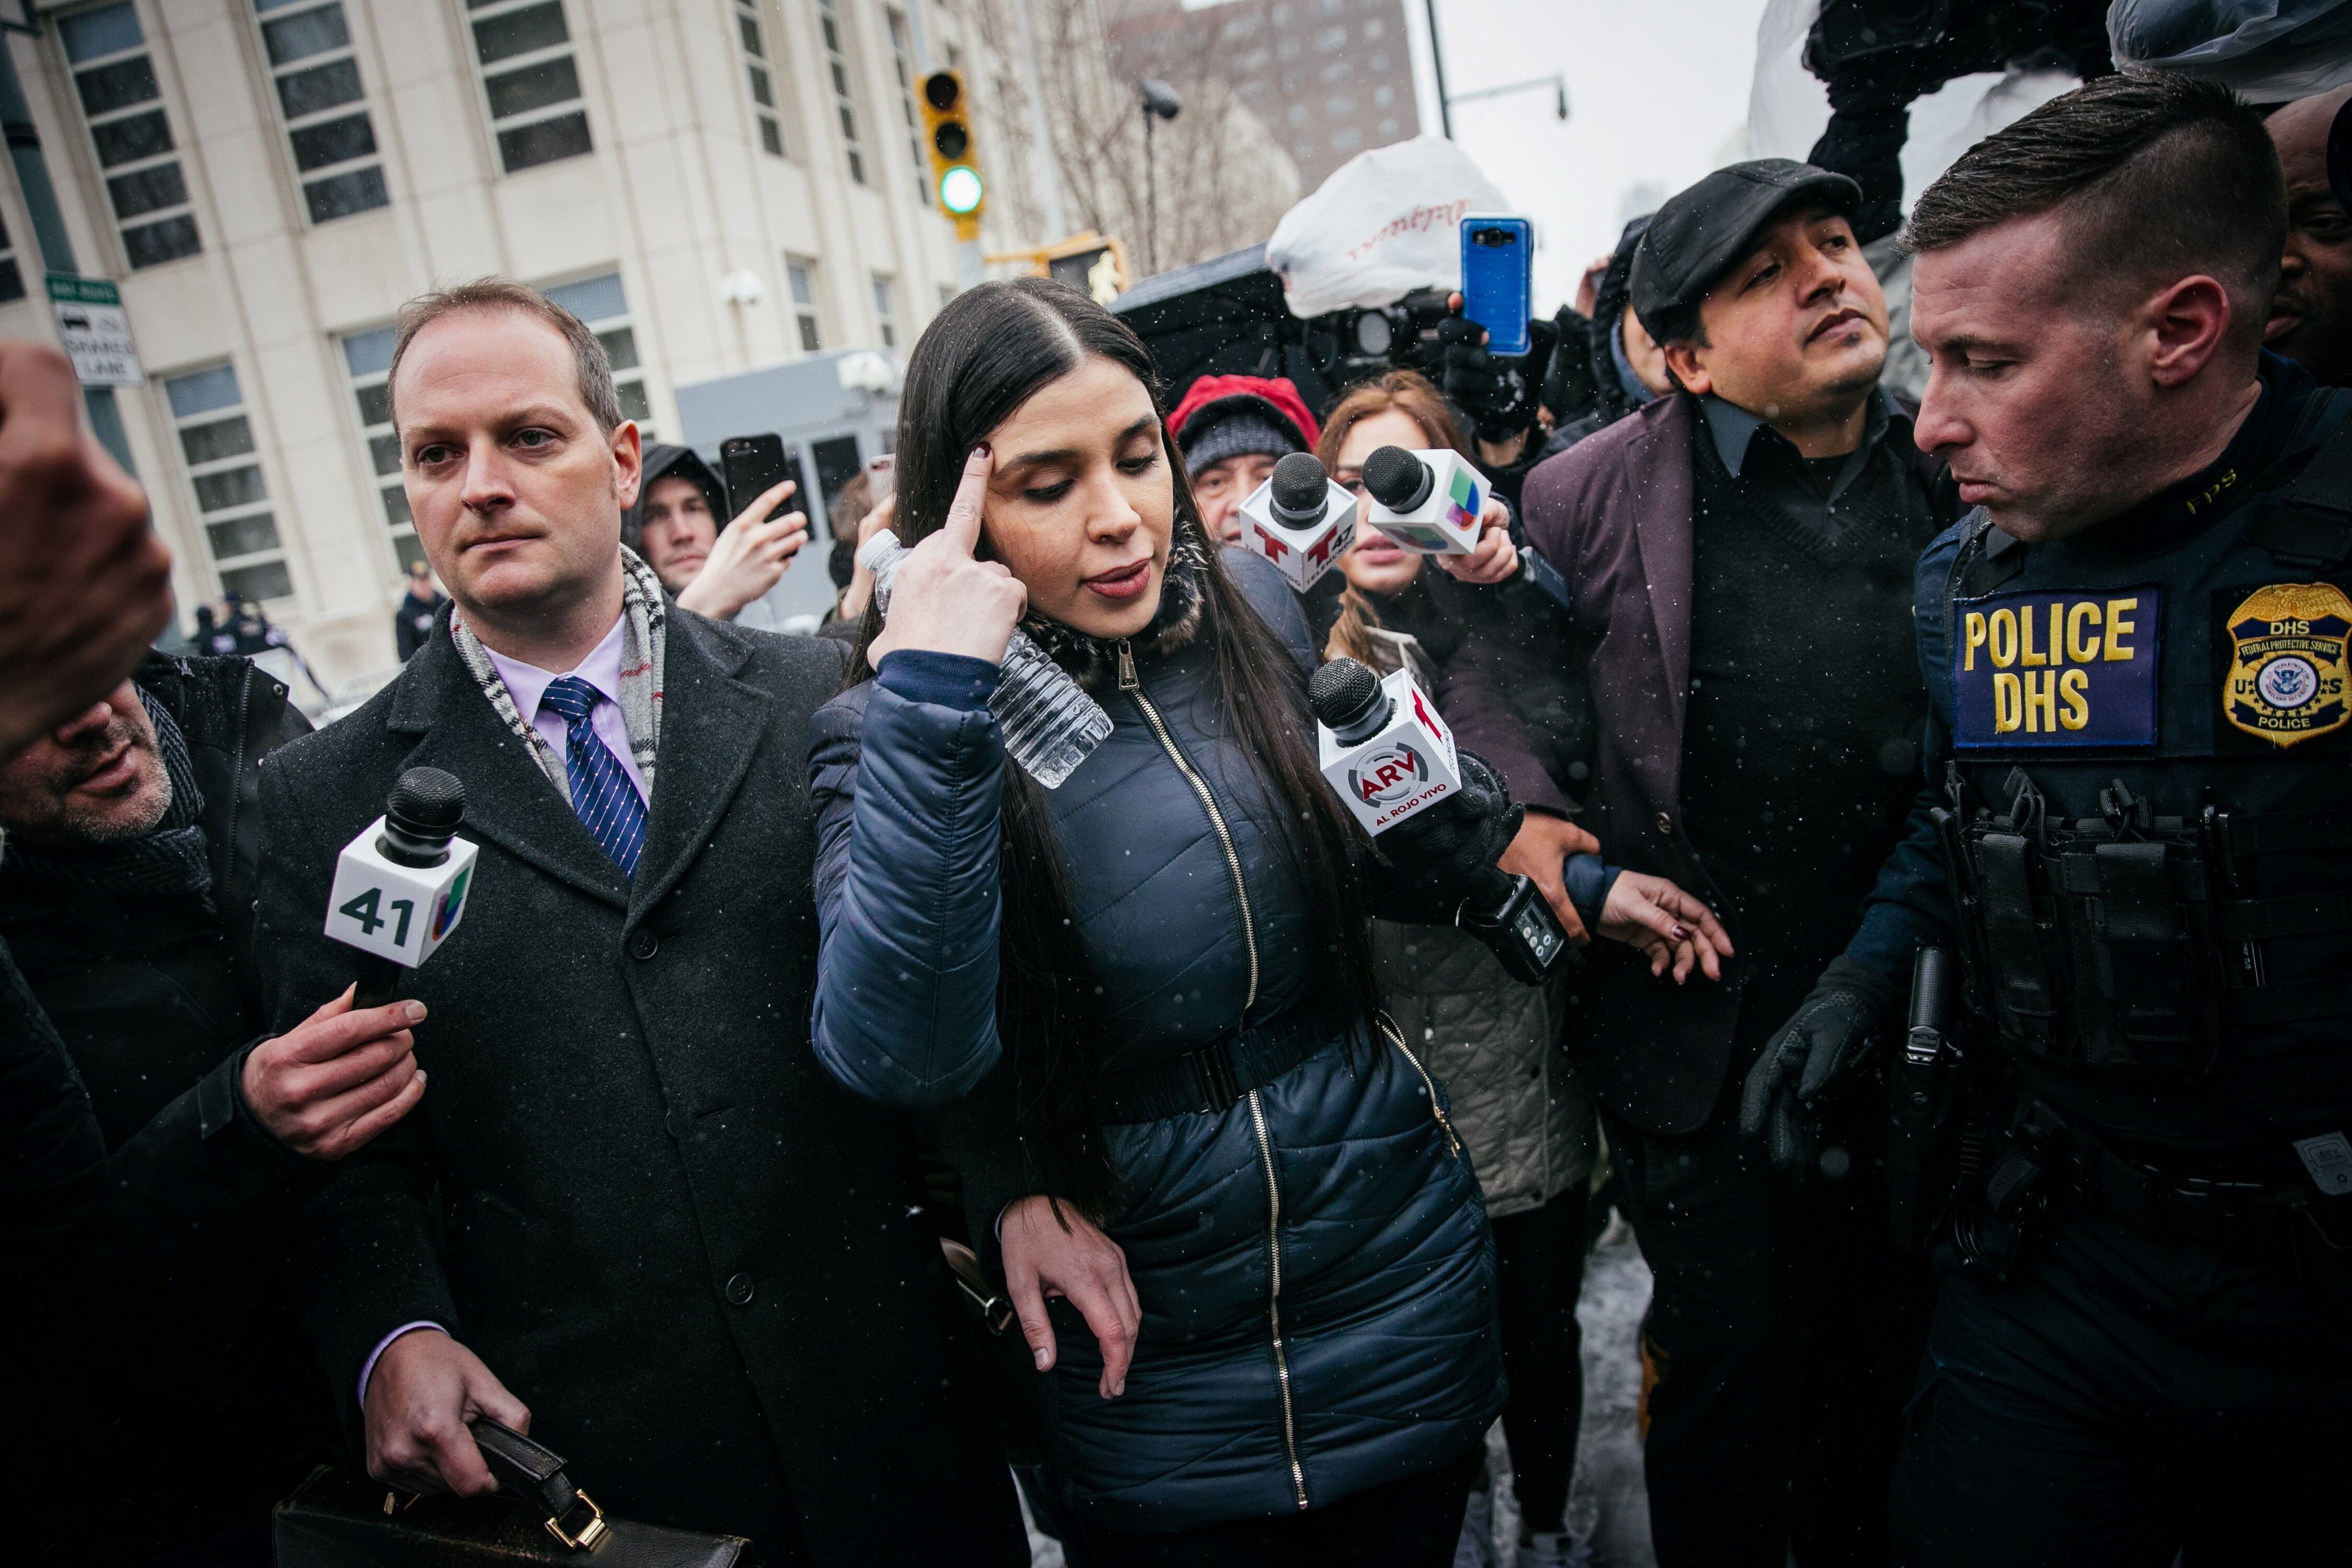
left=1374, top=748, right=1523, bottom=914
left=1739, top=955, right=1901, bottom=1175
left=1541, top=305, right=1597, bottom=428
left=1437, top=314, right=1557, bottom=445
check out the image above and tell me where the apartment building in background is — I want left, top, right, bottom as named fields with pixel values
left=0, top=0, right=1053, bottom=693
left=1103, top=0, right=1417, bottom=192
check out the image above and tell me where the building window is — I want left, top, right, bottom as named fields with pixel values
left=787, top=257, right=822, bottom=351
left=0, top=210, right=24, bottom=303
left=465, top=0, right=593, bottom=174
left=1316, top=25, right=1346, bottom=50
left=59, top=3, right=200, bottom=269
left=338, top=324, right=421, bottom=572
left=816, top=0, right=864, bottom=186
left=885, top=9, right=928, bottom=203
left=253, top=0, right=391, bottom=223
left=539, top=272, right=652, bottom=431
left=733, top=0, right=785, bottom=158
left=1331, top=125, right=1362, bottom=151
left=166, top=365, right=291, bottom=603
left=872, top=273, right=896, bottom=349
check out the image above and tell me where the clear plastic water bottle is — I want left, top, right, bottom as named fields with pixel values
left=859, top=532, right=1114, bottom=789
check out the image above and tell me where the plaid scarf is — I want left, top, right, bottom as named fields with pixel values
left=1, top=686, right=212, bottom=906
left=447, top=549, right=666, bottom=808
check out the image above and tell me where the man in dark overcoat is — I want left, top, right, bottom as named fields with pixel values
left=252, top=279, right=1024, bottom=1565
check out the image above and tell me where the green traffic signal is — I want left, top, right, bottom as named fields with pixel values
left=939, top=165, right=984, bottom=215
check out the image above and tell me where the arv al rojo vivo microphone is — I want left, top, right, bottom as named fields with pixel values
left=1309, top=656, right=1569, bottom=984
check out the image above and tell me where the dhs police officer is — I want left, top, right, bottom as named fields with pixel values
left=1809, top=75, right=2352, bottom=1563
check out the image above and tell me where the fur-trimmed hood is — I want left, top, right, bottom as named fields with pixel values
left=1018, top=516, right=1211, bottom=691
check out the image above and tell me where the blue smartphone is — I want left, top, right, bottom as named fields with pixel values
left=1459, top=215, right=1533, bottom=358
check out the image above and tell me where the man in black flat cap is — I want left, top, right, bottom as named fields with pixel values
left=1448, top=159, right=1962, bottom=1566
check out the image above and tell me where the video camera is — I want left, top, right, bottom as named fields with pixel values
left=1301, top=287, right=1458, bottom=389
left=1113, top=249, right=1501, bottom=416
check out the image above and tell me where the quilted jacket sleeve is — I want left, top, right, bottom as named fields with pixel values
left=809, top=654, right=1010, bottom=1107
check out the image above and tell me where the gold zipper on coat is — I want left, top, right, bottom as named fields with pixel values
left=1248, top=1087, right=1310, bottom=1511
left=1117, top=638, right=1302, bottom=1507
left=1379, top=1014, right=1463, bottom=1160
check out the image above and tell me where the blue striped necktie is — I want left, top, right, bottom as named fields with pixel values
left=538, top=675, right=645, bottom=877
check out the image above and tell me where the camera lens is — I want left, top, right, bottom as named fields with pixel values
left=1353, top=310, right=1393, bottom=355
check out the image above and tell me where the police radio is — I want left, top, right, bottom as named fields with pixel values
left=1238, top=451, right=1356, bottom=592
left=325, top=767, right=478, bottom=1008
left=1361, top=445, right=1484, bottom=556
left=1308, top=658, right=1569, bottom=984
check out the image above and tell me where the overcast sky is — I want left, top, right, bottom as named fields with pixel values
left=1404, top=0, right=1775, bottom=313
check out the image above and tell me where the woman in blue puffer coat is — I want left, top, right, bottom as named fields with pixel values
left=806, top=278, right=1519, bottom=1563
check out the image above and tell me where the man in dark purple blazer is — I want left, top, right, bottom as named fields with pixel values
left=1447, top=160, right=1963, bottom=1567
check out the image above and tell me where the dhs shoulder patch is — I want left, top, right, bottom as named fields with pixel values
left=1951, top=587, right=2161, bottom=752
left=2221, top=582, right=2352, bottom=748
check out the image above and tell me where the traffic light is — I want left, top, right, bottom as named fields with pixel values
left=919, top=70, right=984, bottom=241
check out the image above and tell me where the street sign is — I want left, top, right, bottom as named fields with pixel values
left=47, top=275, right=143, bottom=387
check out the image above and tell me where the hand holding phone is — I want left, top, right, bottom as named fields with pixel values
left=682, top=434, right=808, bottom=620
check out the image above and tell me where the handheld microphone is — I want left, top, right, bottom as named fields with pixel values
left=1308, top=656, right=1463, bottom=835
left=325, top=767, right=479, bottom=1008
left=1310, top=658, right=1568, bottom=984
left=1361, top=445, right=1485, bottom=556
left=1237, top=452, right=1357, bottom=592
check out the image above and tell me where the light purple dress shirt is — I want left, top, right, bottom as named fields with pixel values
left=481, top=612, right=649, bottom=804
left=356, top=614, right=652, bottom=1408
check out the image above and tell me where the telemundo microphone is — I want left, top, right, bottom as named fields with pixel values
left=1361, top=445, right=1486, bottom=555
left=324, top=767, right=479, bottom=1008
left=1308, top=658, right=1568, bottom=984
left=1238, top=451, right=1357, bottom=592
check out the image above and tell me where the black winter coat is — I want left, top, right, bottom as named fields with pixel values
left=809, top=551, right=1504, bottom=1532
left=0, top=653, right=331, bottom=1565
left=254, top=610, right=1025, bottom=1567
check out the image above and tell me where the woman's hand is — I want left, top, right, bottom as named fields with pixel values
left=868, top=445, right=1028, bottom=670
left=676, top=478, right=808, bottom=620
left=1000, top=1194, right=1141, bottom=1400
left=1437, top=495, right=1519, bottom=585
left=1598, top=872, right=1735, bottom=984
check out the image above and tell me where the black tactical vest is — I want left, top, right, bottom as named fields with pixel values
left=1933, top=389, right=2352, bottom=1147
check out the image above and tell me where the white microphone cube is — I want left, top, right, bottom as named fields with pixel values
left=1317, top=667, right=1463, bottom=834
left=324, top=815, right=480, bottom=968
left=1237, top=474, right=1358, bottom=592
left=1366, top=448, right=1484, bottom=556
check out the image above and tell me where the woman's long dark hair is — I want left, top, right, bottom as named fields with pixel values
left=852, top=278, right=1381, bottom=1221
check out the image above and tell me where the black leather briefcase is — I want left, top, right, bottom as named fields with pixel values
left=273, top=1420, right=748, bottom=1567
